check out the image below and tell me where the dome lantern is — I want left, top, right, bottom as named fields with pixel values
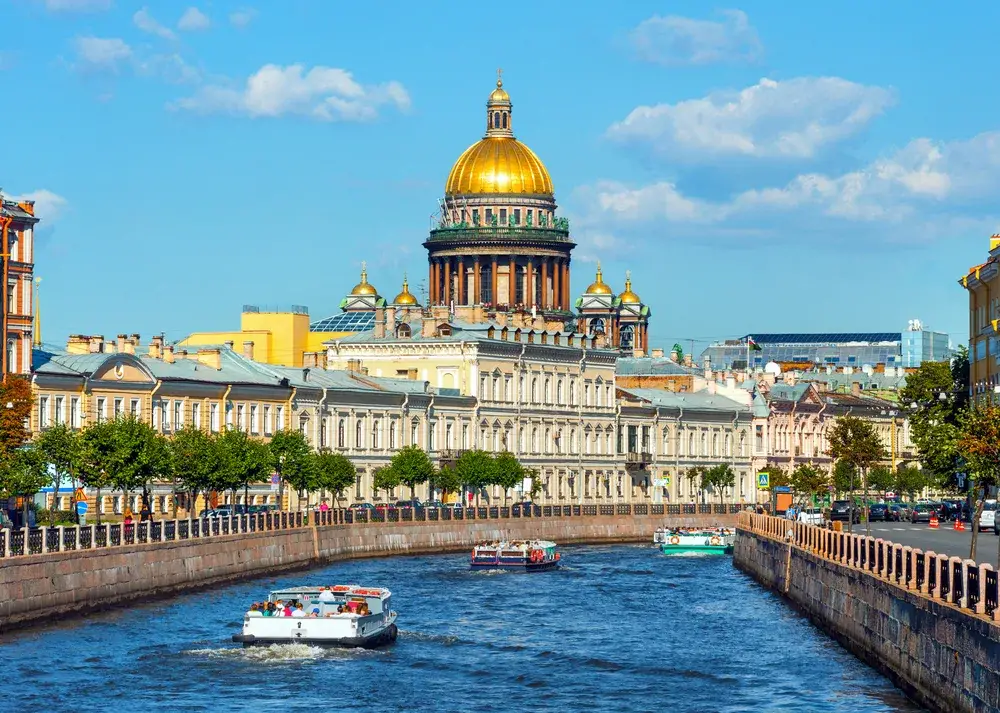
left=350, top=261, right=379, bottom=297
left=585, top=262, right=614, bottom=296
left=619, top=270, right=641, bottom=304
left=485, top=68, right=513, bottom=138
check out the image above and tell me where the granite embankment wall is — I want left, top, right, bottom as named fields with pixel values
left=734, top=516, right=1000, bottom=713
left=0, top=513, right=732, bottom=631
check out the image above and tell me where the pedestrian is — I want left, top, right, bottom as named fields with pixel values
left=140, top=501, right=151, bottom=522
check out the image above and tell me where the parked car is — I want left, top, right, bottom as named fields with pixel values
left=978, top=500, right=997, bottom=532
left=829, top=500, right=860, bottom=524
left=374, top=502, right=397, bottom=514
left=796, top=508, right=825, bottom=526
left=394, top=499, right=424, bottom=510
left=909, top=503, right=935, bottom=523
left=349, top=502, right=375, bottom=512
left=424, top=500, right=444, bottom=509
left=889, top=504, right=912, bottom=522
left=868, top=503, right=890, bottom=522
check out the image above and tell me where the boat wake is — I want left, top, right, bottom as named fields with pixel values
left=186, top=643, right=330, bottom=662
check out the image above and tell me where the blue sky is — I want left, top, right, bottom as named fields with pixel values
left=4, top=0, right=998, bottom=354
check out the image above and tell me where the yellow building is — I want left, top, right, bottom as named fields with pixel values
left=960, top=234, right=1000, bottom=402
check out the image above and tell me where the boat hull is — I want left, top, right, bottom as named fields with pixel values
left=470, top=559, right=560, bottom=572
left=659, top=544, right=734, bottom=556
left=232, top=623, right=398, bottom=649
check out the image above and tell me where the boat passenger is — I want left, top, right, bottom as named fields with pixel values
left=307, top=607, right=320, bottom=618
left=291, top=603, right=306, bottom=618
left=319, top=587, right=336, bottom=604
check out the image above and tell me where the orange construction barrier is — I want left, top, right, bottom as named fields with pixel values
left=954, top=518, right=966, bottom=531
left=929, top=515, right=939, bottom=529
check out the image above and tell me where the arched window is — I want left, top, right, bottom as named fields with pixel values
left=712, top=434, right=719, bottom=457
left=531, top=378, right=538, bottom=403
left=389, top=421, right=396, bottom=449
left=396, top=323, right=411, bottom=338
left=532, top=428, right=539, bottom=453
left=663, top=430, right=671, bottom=456
left=725, top=433, right=732, bottom=457
left=6, top=340, right=14, bottom=373
left=519, top=428, right=525, bottom=452
left=502, top=112, right=508, bottom=129
left=493, top=112, right=500, bottom=128
left=739, top=432, right=746, bottom=457
left=569, top=379, right=576, bottom=405
left=411, top=419, right=419, bottom=446
left=544, top=378, right=551, bottom=403
left=338, top=419, right=345, bottom=448
left=544, top=428, right=551, bottom=454
left=701, top=433, right=707, bottom=456
left=356, top=420, right=364, bottom=448
left=372, top=420, right=380, bottom=449
left=570, top=428, right=576, bottom=454
left=689, top=433, right=695, bottom=456
left=556, top=380, right=563, bottom=405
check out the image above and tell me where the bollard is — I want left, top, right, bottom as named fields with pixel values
left=921, top=550, right=934, bottom=594
left=57, top=526, right=65, bottom=552
left=74, top=525, right=81, bottom=550
left=902, top=546, right=913, bottom=589
left=976, top=563, right=989, bottom=615
left=40, top=526, right=48, bottom=554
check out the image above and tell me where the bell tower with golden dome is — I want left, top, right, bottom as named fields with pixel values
left=575, top=264, right=651, bottom=353
left=425, top=71, right=575, bottom=315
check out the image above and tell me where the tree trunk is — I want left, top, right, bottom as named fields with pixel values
left=50, top=474, right=61, bottom=525
left=243, top=482, right=249, bottom=513
left=863, top=468, right=871, bottom=539
left=970, top=488, right=985, bottom=561
left=96, top=487, right=102, bottom=525
left=847, top=468, right=855, bottom=534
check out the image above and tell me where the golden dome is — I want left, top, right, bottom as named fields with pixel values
left=489, top=69, right=510, bottom=103
left=350, top=262, right=379, bottom=296
left=446, top=138, right=553, bottom=196
left=392, top=274, right=419, bottom=306
left=585, top=262, right=614, bottom=296
left=619, top=270, right=641, bottom=304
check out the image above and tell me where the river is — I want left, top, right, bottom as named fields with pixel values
left=1, top=544, right=923, bottom=712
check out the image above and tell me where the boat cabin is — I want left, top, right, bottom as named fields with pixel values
left=260, top=585, right=391, bottom=616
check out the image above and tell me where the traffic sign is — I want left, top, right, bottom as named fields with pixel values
left=774, top=486, right=791, bottom=494
left=76, top=501, right=88, bottom=515
left=75, top=488, right=86, bottom=502
left=757, top=472, right=770, bottom=489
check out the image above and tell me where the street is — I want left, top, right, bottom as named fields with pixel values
left=838, top=521, right=1000, bottom=564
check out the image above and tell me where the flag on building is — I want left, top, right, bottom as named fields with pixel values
left=747, top=336, right=762, bottom=352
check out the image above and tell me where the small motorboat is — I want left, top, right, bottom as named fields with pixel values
left=232, top=584, right=398, bottom=648
left=470, top=539, right=560, bottom=571
left=655, top=528, right=735, bottom=556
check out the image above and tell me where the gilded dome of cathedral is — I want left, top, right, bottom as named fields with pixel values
left=618, top=271, right=641, bottom=304
left=585, top=263, right=614, bottom=296
left=444, top=72, right=554, bottom=197
left=350, top=263, right=379, bottom=297
left=392, top=275, right=419, bottom=306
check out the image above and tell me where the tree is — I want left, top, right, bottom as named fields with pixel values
left=389, top=445, right=434, bottom=501
left=269, top=430, right=312, bottom=510
left=956, top=405, right=1000, bottom=562
left=702, top=464, right=735, bottom=505
left=894, top=465, right=928, bottom=500
left=0, top=444, right=50, bottom=527
left=867, top=466, right=895, bottom=500
left=832, top=460, right=856, bottom=496
left=523, top=467, right=543, bottom=500
left=790, top=463, right=829, bottom=505
left=435, top=465, right=462, bottom=502
left=493, top=451, right=525, bottom=504
left=78, top=420, right=117, bottom=524
left=313, top=450, right=356, bottom=505
left=217, top=428, right=272, bottom=510
left=455, top=450, right=496, bottom=506
left=827, top=415, right=886, bottom=536
left=170, top=426, right=221, bottom=517
left=685, top=466, right=705, bottom=501
left=99, top=416, right=172, bottom=516
left=372, top=466, right=400, bottom=502
left=0, top=377, right=33, bottom=457
left=36, top=424, right=82, bottom=525
left=764, top=464, right=791, bottom=489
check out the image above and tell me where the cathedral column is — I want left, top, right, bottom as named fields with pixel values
left=430, top=260, right=438, bottom=304
left=526, top=260, right=535, bottom=308
left=491, top=257, right=498, bottom=308
left=443, top=259, right=451, bottom=305
left=474, top=258, right=481, bottom=305
left=562, top=261, right=571, bottom=310
left=540, top=258, right=549, bottom=309
left=553, top=258, right=561, bottom=310
left=509, top=257, right=516, bottom=307
left=457, top=257, right=465, bottom=305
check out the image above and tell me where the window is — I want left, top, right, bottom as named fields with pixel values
left=481, top=375, right=489, bottom=400
left=372, top=420, right=380, bottom=449
left=755, top=425, right=763, bottom=452
left=263, top=405, right=271, bottom=435
left=739, top=432, right=746, bottom=457
left=210, top=403, right=219, bottom=432
left=113, top=398, right=123, bottom=419
left=250, top=404, right=259, bottom=434
left=54, top=396, right=64, bottom=426
left=514, top=208, right=521, bottom=224
left=192, top=402, right=202, bottom=429
left=446, top=422, right=453, bottom=449
left=428, top=421, right=436, bottom=451
left=96, top=398, right=107, bottom=423
left=174, top=401, right=183, bottom=429
left=389, top=421, right=397, bottom=449
left=5, top=340, right=13, bottom=373
left=725, top=433, right=732, bottom=457
left=236, top=404, right=245, bottom=431
left=39, top=396, right=49, bottom=428
left=472, top=208, right=480, bottom=225
left=463, top=424, right=469, bottom=449
left=531, top=378, right=538, bottom=402
left=545, top=378, right=551, bottom=403
left=70, top=397, right=80, bottom=429
left=712, top=434, right=719, bottom=457
left=130, top=398, right=140, bottom=418
left=701, top=433, right=707, bottom=457
left=531, top=428, right=538, bottom=453
left=277, top=406, right=285, bottom=430
left=6, top=283, right=14, bottom=313
left=689, top=433, right=695, bottom=457
left=584, top=383, right=591, bottom=406
left=556, top=380, right=563, bottom=405
left=356, top=420, right=364, bottom=448
left=411, top=420, right=419, bottom=445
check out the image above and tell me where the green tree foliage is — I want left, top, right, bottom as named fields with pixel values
left=493, top=451, right=525, bottom=503
left=435, top=465, right=462, bottom=500
left=764, top=464, right=791, bottom=489
left=702, top=464, right=735, bottom=504
left=170, top=426, right=221, bottom=515
left=372, top=466, right=400, bottom=501
left=36, top=424, right=82, bottom=524
left=216, top=428, right=272, bottom=507
left=78, top=420, right=117, bottom=524
left=790, top=463, right=829, bottom=503
left=956, top=404, right=1000, bottom=561
left=832, top=460, right=856, bottom=495
left=828, top=415, right=886, bottom=534
left=866, top=465, right=895, bottom=498
left=313, top=450, right=356, bottom=504
left=389, top=445, right=434, bottom=500
left=523, top=467, right=543, bottom=499
left=893, top=465, right=928, bottom=500
left=0, top=444, right=50, bottom=526
left=455, top=449, right=496, bottom=505
left=899, top=352, right=968, bottom=488
left=685, top=466, right=705, bottom=499
left=269, top=429, right=312, bottom=506
left=0, top=377, right=33, bottom=458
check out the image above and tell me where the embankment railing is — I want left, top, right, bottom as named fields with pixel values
left=738, top=511, right=1000, bottom=624
left=0, top=502, right=744, bottom=559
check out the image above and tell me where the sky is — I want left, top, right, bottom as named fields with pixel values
left=3, top=0, right=998, bottom=355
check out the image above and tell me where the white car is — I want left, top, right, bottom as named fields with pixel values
left=797, top=508, right=825, bottom=526
left=979, top=500, right=997, bottom=532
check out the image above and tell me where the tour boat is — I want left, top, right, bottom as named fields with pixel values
left=470, top=540, right=560, bottom=571
left=232, top=584, right=398, bottom=648
left=654, top=528, right=735, bottom=556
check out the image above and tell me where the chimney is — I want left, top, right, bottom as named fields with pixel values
left=851, top=381, right=861, bottom=396
left=632, top=348, right=644, bottom=358
left=163, top=345, right=175, bottom=363
left=196, top=348, right=222, bottom=370
left=684, top=353, right=693, bottom=367
left=373, top=307, right=386, bottom=339
left=707, top=381, right=717, bottom=395
left=385, top=306, right=396, bottom=335
left=66, top=334, right=90, bottom=354
left=116, top=334, right=127, bottom=353
left=651, top=348, right=664, bottom=359
left=149, top=334, right=164, bottom=359
left=669, top=350, right=678, bottom=363
left=242, top=340, right=255, bottom=361
left=408, top=368, right=418, bottom=380
left=224, top=340, right=234, bottom=351
left=303, top=367, right=310, bottom=382
left=303, top=352, right=318, bottom=368
left=346, top=358, right=361, bottom=373
left=128, top=333, right=141, bottom=352
left=89, top=335, right=105, bottom=354
left=316, top=351, right=328, bottom=370
left=422, top=316, right=436, bottom=338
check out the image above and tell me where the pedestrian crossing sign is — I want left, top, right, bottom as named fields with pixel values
left=757, top=472, right=770, bottom=489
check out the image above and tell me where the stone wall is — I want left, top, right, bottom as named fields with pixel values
left=734, top=527, right=1000, bottom=713
left=0, top=514, right=732, bottom=631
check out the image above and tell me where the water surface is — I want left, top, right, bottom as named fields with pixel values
left=1, top=545, right=923, bottom=712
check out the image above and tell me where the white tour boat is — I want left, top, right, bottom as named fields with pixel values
left=232, top=584, right=398, bottom=648
left=470, top=539, right=560, bottom=571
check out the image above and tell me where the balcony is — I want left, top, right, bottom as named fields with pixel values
left=625, top=451, right=652, bottom=469
left=426, top=224, right=571, bottom=245
left=438, top=449, right=467, bottom=466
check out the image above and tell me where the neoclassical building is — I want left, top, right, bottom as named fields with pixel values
left=0, top=193, right=38, bottom=376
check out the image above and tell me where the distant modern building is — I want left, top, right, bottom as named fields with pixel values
left=700, top=322, right=950, bottom=372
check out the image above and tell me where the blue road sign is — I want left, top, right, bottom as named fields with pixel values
left=774, top=486, right=791, bottom=494
left=76, top=501, right=88, bottom=515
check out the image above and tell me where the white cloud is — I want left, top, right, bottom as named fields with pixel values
left=11, top=190, right=69, bottom=223
left=607, top=77, right=895, bottom=161
left=172, top=64, right=411, bottom=121
left=134, top=7, right=176, bottom=40
left=630, top=9, right=761, bottom=66
left=575, top=130, right=1000, bottom=244
left=37, top=0, right=111, bottom=12
left=73, top=36, right=132, bottom=71
left=229, top=8, right=256, bottom=28
left=135, top=53, right=200, bottom=84
left=178, top=7, right=211, bottom=31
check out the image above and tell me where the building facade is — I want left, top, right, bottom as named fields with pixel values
left=961, top=238, right=1000, bottom=403
left=0, top=194, right=38, bottom=376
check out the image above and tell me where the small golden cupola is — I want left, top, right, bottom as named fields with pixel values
left=392, top=274, right=419, bottom=306
left=350, top=262, right=379, bottom=297
left=585, top=262, right=615, bottom=296
left=618, top=270, right=641, bottom=304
